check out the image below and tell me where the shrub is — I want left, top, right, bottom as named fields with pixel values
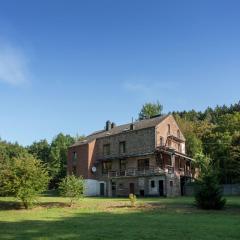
left=59, top=175, right=85, bottom=207
left=129, top=193, right=137, bottom=207
left=0, top=154, right=49, bottom=209
left=194, top=170, right=226, bottom=210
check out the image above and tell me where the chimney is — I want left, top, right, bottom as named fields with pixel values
left=130, top=123, right=135, bottom=130
left=106, top=120, right=111, bottom=131
left=111, top=122, right=116, bottom=128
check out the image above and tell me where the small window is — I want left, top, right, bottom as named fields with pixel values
left=72, top=152, right=77, bottom=165
left=103, top=144, right=110, bottom=155
left=167, top=139, right=171, bottom=147
left=170, top=181, right=173, bottom=187
left=178, top=143, right=181, bottom=152
left=119, top=183, right=124, bottom=189
left=72, top=165, right=77, bottom=175
left=151, top=180, right=155, bottom=188
left=177, top=130, right=180, bottom=138
left=119, top=141, right=126, bottom=154
left=168, top=124, right=171, bottom=134
left=160, top=137, right=164, bottom=146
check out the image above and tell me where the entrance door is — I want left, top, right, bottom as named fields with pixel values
left=112, top=182, right=116, bottom=197
left=100, top=183, right=105, bottom=196
left=129, top=183, right=135, bottom=194
left=159, top=180, right=164, bottom=196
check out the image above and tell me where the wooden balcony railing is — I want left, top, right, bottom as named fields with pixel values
left=104, top=166, right=175, bottom=178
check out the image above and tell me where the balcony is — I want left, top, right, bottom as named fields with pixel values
left=104, top=166, right=174, bottom=178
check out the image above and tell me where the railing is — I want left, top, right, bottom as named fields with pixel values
left=178, top=168, right=192, bottom=177
left=105, top=166, right=174, bottom=178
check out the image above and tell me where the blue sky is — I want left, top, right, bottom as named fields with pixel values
left=0, top=0, right=239, bottom=146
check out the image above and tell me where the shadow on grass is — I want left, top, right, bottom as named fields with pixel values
left=0, top=207, right=240, bottom=240
left=0, top=200, right=69, bottom=210
left=0, top=201, right=22, bottom=210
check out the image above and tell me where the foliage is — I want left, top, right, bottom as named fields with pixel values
left=0, top=154, right=49, bottom=209
left=194, top=170, right=226, bottom=210
left=27, top=139, right=50, bottom=165
left=27, top=134, right=75, bottom=188
left=129, top=193, right=137, bottom=207
left=194, top=152, right=211, bottom=173
left=59, top=175, right=85, bottom=207
left=174, top=103, right=240, bottom=184
left=139, top=101, right=163, bottom=120
left=48, top=133, right=75, bottom=187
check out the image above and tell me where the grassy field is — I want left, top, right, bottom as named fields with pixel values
left=0, top=195, right=240, bottom=240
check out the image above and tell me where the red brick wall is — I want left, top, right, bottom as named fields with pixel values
left=67, top=140, right=96, bottom=179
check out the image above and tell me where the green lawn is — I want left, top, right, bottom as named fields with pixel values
left=0, top=195, right=240, bottom=240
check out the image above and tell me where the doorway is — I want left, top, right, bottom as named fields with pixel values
left=112, top=182, right=116, bottom=197
left=100, top=183, right=105, bottom=196
left=129, top=183, right=135, bottom=194
left=158, top=180, right=164, bottom=196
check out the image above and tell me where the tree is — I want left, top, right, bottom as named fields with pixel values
left=48, top=133, right=75, bottom=187
left=194, top=152, right=211, bottom=173
left=195, top=170, right=226, bottom=210
left=0, top=154, right=49, bottom=209
left=174, top=115, right=203, bottom=157
left=59, top=175, right=85, bottom=207
left=139, top=101, right=163, bottom=120
left=28, top=139, right=50, bottom=165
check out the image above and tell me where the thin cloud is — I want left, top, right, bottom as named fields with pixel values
left=123, top=80, right=180, bottom=97
left=0, top=43, right=30, bottom=86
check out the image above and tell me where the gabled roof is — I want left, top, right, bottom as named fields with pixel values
left=71, top=114, right=169, bottom=147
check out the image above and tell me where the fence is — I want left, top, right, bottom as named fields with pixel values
left=184, top=184, right=240, bottom=196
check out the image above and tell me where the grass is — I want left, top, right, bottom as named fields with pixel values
left=0, top=195, right=240, bottom=240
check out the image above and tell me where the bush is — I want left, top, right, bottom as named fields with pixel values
left=59, top=175, right=85, bottom=207
left=129, top=194, right=137, bottom=207
left=0, top=154, right=49, bottom=209
left=194, top=171, right=226, bottom=210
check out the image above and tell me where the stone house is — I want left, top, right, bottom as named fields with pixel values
left=67, top=114, right=194, bottom=197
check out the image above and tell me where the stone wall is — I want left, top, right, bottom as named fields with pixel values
left=95, top=127, right=156, bottom=159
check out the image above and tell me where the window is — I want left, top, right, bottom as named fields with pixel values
left=156, top=154, right=163, bottom=168
left=160, top=137, right=164, bottom=146
left=72, top=165, right=77, bottom=175
left=103, top=144, right=110, bottom=155
left=170, top=181, right=173, bottom=187
left=178, top=143, right=181, bottom=152
left=120, top=159, right=127, bottom=170
left=168, top=124, right=171, bottom=134
left=119, top=141, right=126, bottom=154
left=138, top=158, right=149, bottom=170
left=72, top=152, right=77, bottom=165
left=102, top=160, right=112, bottom=174
left=177, top=130, right=180, bottom=138
left=167, top=139, right=171, bottom=147
left=119, top=183, right=124, bottom=189
left=151, top=180, right=155, bottom=188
